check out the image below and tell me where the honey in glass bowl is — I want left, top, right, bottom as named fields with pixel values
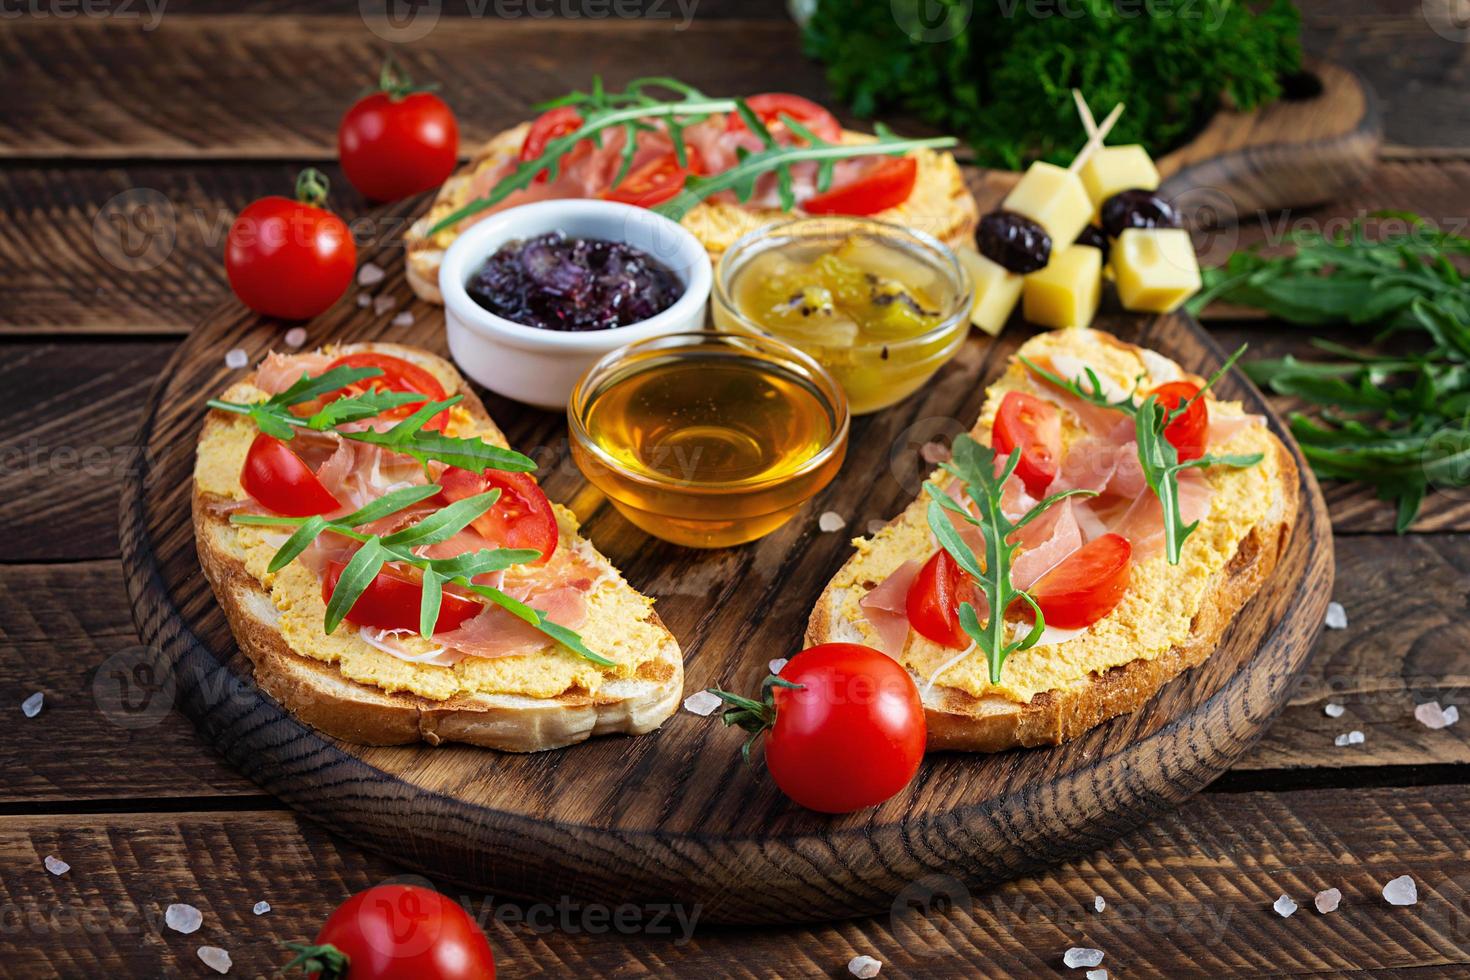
left=569, top=332, right=849, bottom=548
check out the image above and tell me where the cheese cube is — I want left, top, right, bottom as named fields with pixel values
left=1002, top=161, right=1093, bottom=250
left=1113, top=228, right=1201, bottom=313
left=1079, top=145, right=1161, bottom=210
left=956, top=247, right=1023, bottom=336
left=1023, top=244, right=1102, bottom=330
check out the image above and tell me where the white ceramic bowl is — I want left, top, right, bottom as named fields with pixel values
left=439, top=199, right=713, bottom=410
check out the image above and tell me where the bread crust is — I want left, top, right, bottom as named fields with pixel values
left=193, top=342, right=683, bottom=752
left=804, top=339, right=1300, bottom=753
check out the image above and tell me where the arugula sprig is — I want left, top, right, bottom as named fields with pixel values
left=1021, top=348, right=1263, bottom=564
left=232, top=486, right=613, bottom=666
left=924, top=436, right=1096, bottom=684
left=206, top=365, right=536, bottom=475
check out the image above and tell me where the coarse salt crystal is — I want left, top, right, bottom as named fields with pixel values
left=1063, top=948, right=1104, bottom=969
left=1349, top=730, right=1365, bottom=745
left=357, top=292, right=373, bottom=308
left=1324, top=601, right=1348, bottom=629
left=1324, top=702, right=1345, bottom=718
left=392, top=311, right=415, bottom=328
left=848, top=954, right=882, bottom=978
left=1415, top=701, right=1459, bottom=730
left=920, top=441, right=950, bottom=464
left=224, top=348, right=248, bottom=370
left=198, top=946, right=232, bottom=974
left=1273, top=894, right=1297, bottom=917
left=283, top=327, right=307, bottom=349
left=373, top=295, right=397, bottom=316
left=768, top=659, right=788, bottom=675
left=683, top=691, right=722, bottom=716
left=165, top=903, right=203, bottom=934
left=1315, top=888, right=1342, bottom=913
left=43, top=855, right=69, bottom=876
left=1086, top=972, right=1107, bottom=980
left=1383, top=875, right=1417, bottom=906
left=252, top=901, right=271, bottom=915
left=357, top=262, right=385, bottom=287
left=1093, top=895, right=1105, bottom=913
left=1447, top=706, right=1461, bottom=726
left=818, top=511, right=845, bottom=533
left=21, top=692, right=43, bottom=718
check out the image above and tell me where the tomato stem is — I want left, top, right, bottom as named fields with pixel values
left=294, top=168, right=331, bottom=208
left=283, top=941, right=351, bottom=979
left=373, top=50, right=440, bottom=102
left=708, top=676, right=804, bottom=763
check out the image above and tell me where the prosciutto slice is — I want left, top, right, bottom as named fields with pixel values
left=434, top=582, right=590, bottom=659
left=254, top=351, right=335, bottom=394
left=1208, top=411, right=1265, bottom=445
left=1111, top=469, right=1214, bottom=562
left=1010, top=499, right=1084, bottom=591
left=859, top=559, right=920, bottom=657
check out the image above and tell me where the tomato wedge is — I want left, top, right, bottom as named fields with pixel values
left=906, top=548, right=972, bottom=649
left=297, top=352, right=451, bottom=431
left=438, top=466, right=558, bottom=565
left=520, top=105, right=590, bottom=183
left=803, top=156, right=918, bottom=216
left=1029, top=533, right=1132, bottom=630
left=602, top=147, right=701, bottom=207
left=726, top=93, right=842, bottom=144
left=992, top=390, right=1062, bottom=497
left=1149, top=381, right=1208, bottom=462
left=323, top=560, right=485, bottom=635
left=241, top=433, right=342, bottom=517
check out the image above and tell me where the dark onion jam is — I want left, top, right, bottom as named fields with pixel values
left=467, top=231, right=683, bottom=332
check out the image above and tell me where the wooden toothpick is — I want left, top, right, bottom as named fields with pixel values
left=1072, top=89, right=1099, bottom=138
left=1069, top=101, right=1123, bottom=173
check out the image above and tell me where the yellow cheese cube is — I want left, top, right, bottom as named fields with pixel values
left=1023, top=244, right=1102, bottom=330
left=956, top=246, right=1022, bottom=336
left=1002, top=161, right=1093, bottom=250
left=1079, top=145, right=1160, bottom=210
left=1113, top=228, right=1201, bottom=313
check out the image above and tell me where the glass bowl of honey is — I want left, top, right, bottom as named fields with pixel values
left=568, top=331, right=849, bottom=549
left=711, top=216, right=974, bottom=415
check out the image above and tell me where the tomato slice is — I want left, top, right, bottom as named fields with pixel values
left=802, top=156, right=918, bottom=216
left=300, top=352, right=451, bottom=431
left=241, top=433, right=342, bottom=517
left=905, top=549, right=972, bottom=649
left=1149, top=381, right=1208, bottom=462
left=601, top=148, right=699, bottom=207
left=520, top=105, right=589, bottom=183
left=726, top=93, right=842, bottom=144
left=323, top=560, right=484, bottom=635
left=1029, top=533, right=1132, bottom=630
left=992, top=390, right=1062, bottom=497
left=438, top=466, right=558, bottom=565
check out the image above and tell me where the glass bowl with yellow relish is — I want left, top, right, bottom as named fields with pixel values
left=711, top=217, right=974, bottom=415
left=568, top=332, right=849, bottom=549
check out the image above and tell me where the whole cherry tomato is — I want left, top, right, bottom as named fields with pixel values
left=906, top=548, right=972, bottom=649
left=710, top=643, right=926, bottom=813
left=991, top=390, right=1062, bottom=497
left=338, top=57, right=460, bottom=202
left=225, top=169, right=356, bottom=321
left=286, top=882, right=495, bottom=979
left=1148, top=380, right=1209, bottom=462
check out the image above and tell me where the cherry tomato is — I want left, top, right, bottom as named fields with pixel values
left=286, top=882, right=495, bottom=979
left=312, top=352, right=451, bottom=431
left=241, top=433, right=342, bottom=517
left=1029, top=533, right=1132, bottom=630
left=520, top=106, right=588, bottom=183
left=802, top=156, right=918, bottom=216
left=906, top=549, right=971, bottom=649
left=992, top=390, right=1063, bottom=497
left=437, top=467, right=558, bottom=565
left=755, top=644, right=926, bottom=813
left=225, top=169, right=356, bottom=321
left=602, top=147, right=700, bottom=207
left=338, top=58, right=459, bottom=203
left=725, top=93, right=842, bottom=144
left=1149, top=380, right=1208, bottom=462
left=323, top=561, right=485, bottom=635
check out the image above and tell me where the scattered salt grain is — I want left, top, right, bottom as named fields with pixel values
left=1334, top=731, right=1365, bottom=747
left=392, top=311, right=415, bottom=328
left=283, top=327, right=307, bottom=349
left=1093, top=895, right=1105, bottom=913
left=165, top=903, right=203, bottom=934
left=1063, top=947, right=1104, bottom=969
left=373, top=294, right=397, bottom=316
left=198, top=946, right=232, bottom=974
left=21, top=692, right=43, bottom=718
left=1383, top=875, right=1418, bottom=906
left=683, top=691, right=722, bottom=717
left=1086, top=972, right=1107, bottom=980
left=920, top=441, right=950, bottom=464
left=1324, top=601, right=1348, bottom=629
left=1315, top=888, right=1342, bottom=914
left=357, top=292, right=374, bottom=308
left=768, top=659, right=788, bottom=676
left=224, top=348, right=248, bottom=370
left=1415, top=701, right=1460, bottom=730
left=866, top=519, right=887, bottom=536
left=1324, top=702, right=1345, bottom=718
left=43, top=855, right=69, bottom=876
left=252, top=901, right=271, bottom=916
left=847, top=954, right=882, bottom=978
left=1273, top=894, right=1297, bottom=918
left=818, top=511, right=845, bottom=533
left=357, top=262, right=385, bottom=287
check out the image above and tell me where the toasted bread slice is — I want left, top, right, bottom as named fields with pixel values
left=193, top=342, right=683, bottom=752
left=805, top=328, right=1298, bottom=752
left=404, top=123, right=979, bottom=305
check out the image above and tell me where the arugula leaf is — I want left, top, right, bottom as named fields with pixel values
left=324, top=538, right=387, bottom=635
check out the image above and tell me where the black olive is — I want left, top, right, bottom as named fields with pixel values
left=976, top=210, right=1052, bottom=274
left=1075, top=224, right=1110, bottom=261
left=1100, top=189, right=1181, bottom=239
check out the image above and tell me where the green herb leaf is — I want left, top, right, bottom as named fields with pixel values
left=381, top=489, right=501, bottom=549
left=323, top=538, right=386, bottom=635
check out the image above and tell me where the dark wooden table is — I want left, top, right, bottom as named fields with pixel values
left=4, top=2, right=1470, bottom=976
